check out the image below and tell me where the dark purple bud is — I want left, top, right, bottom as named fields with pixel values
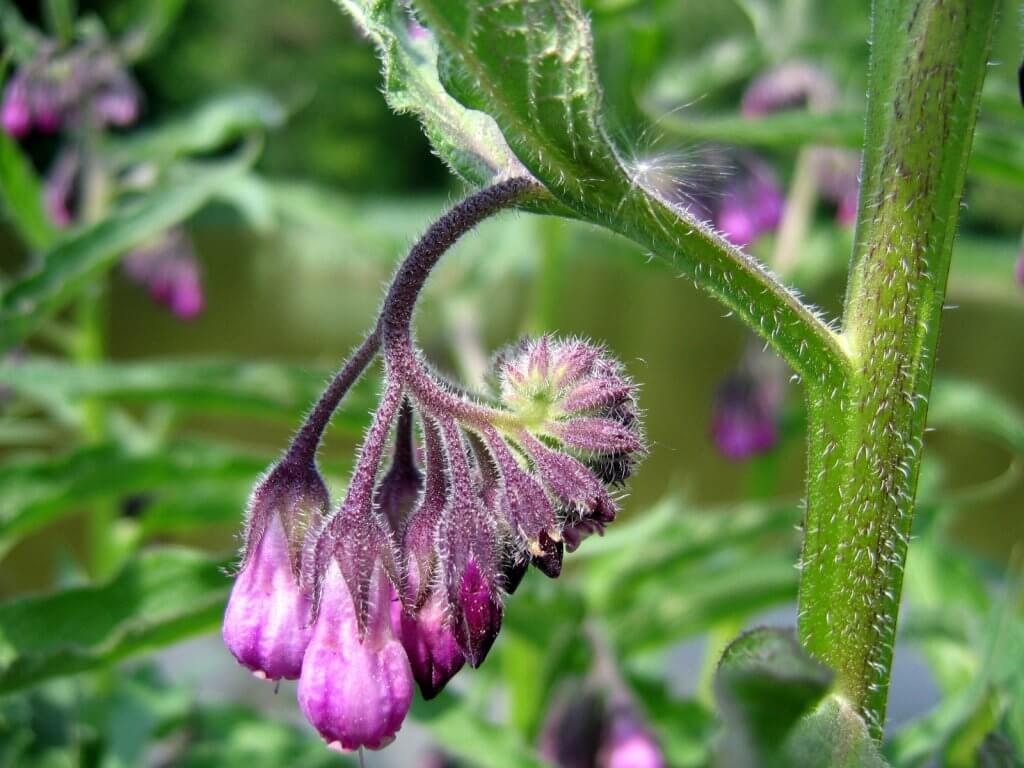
left=501, top=550, right=529, bottom=594
left=223, top=459, right=329, bottom=680
left=28, top=79, right=62, bottom=133
left=454, top=556, right=503, bottom=667
left=530, top=529, right=564, bottom=578
left=711, top=373, right=781, bottom=461
left=1, top=74, right=31, bottom=137
left=539, top=685, right=606, bottom=768
left=741, top=61, right=838, bottom=117
left=375, top=399, right=424, bottom=532
left=435, top=418, right=504, bottom=667
left=392, top=588, right=465, bottom=699
left=598, top=706, right=665, bottom=768
left=553, top=416, right=644, bottom=455
left=298, top=562, right=413, bottom=751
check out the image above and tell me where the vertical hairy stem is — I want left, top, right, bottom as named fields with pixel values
left=798, top=0, right=997, bottom=735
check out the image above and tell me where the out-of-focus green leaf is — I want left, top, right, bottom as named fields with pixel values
left=0, top=440, right=268, bottom=559
left=112, top=0, right=189, bottom=61
left=174, top=706, right=350, bottom=767
left=410, top=693, right=554, bottom=768
left=628, top=675, right=715, bottom=768
left=928, top=379, right=1024, bottom=456
left=335, top=0, right=528, bottom=187
left=610, top=555, right=798, bottom=654
left=0, top=356, right=376, bottom=426
left=0, top=547, right=227, bottom=693
left=500, top=584, right=588, bottom=740
left=0, top=1, right=42, bottom=62
left=714, top=627, right=834, bottom=768
left=104, top=91, right=285, bottom=166
left=0, top=146, right=257, bottom=353
left=0, top=132, right=56, bottom=251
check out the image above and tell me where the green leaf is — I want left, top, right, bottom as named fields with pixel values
left=406, top=0, right=846, bottom=385
left=0, top=145, right=257, bottom=353
left=0, top=131, right=56, bottom=251
left=0, top=356, right=376, bottom=426
left=410, top=692, right=553, bottom=768
left=103, top=91, right=285, bottom=167
left=0, top=440, right=268, bottom=560
left=0, top=547, right=228, bottom=693
left=928, top=378, right=1024, bottom=456
left=714, top=627, right=834, bottom=768
left=0, top=1, right=42, bottom=63
left=334, top=0, right=528, bottom=187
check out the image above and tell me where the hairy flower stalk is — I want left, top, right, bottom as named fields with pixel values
left=223, top=178, right=647, bottom=751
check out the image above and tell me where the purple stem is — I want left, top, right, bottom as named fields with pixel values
left=379, top=178, right=540, bottom=425
left=287, top=329, right=381, bottom=467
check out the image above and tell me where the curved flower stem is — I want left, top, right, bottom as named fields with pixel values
left=286, top=329, right=381, bottom=467
left=379, top=177, right=542, bottom=428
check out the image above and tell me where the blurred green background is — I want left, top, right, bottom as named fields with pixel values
left=1, top=1, right=1023, bottom=766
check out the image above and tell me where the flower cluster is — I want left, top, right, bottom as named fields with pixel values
left=220, top=177, right=642, bottom=752
left=1, top=39, right=140, bottom=138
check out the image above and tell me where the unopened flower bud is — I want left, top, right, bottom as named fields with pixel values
left=741, top=61, right=839, bottom=117
left=1, top=74, right=31, bottom=137
left=222, top=459, right=329, bottom=680
left=711, top=348, right=786, bottom=461
left=375, top=399, right=423, bottom=532
left=393, top=588, right=465, bottom=699
left=598, top=705, right=665, bottom=768
left=298, top=562, right=413, bottom=750
left=122, top=229, right=205, bottom=320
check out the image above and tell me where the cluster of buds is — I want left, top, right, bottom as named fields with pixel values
left=222, top=179, right=646, bottom=752
left=1, top=39, right=140, bottom=138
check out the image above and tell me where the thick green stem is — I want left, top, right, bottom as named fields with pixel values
left=798, top=0, right=997, bottom=736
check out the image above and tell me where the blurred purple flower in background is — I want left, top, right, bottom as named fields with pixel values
left=122, top=229, right=205, bottom=320
left=539, top=683, right=665, bottom=768
left=714, top=159, right=786, bottom=247
left=43, top=148, right=79, bottom=228
left=1, top=39, right=141, bottom=139
left=741, top=61, right=861, bottom=228
left=711, top=344, right=787, bottom=461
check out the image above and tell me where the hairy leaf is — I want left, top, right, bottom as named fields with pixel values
left=334, top=0, right=528, bottom=186
left=714, top=627, right=834, bottom=767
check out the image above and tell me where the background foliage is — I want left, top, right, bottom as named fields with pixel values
left=0, top=0, right=1022, bottom=766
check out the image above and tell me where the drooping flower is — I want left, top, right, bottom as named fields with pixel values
left=222, top=459, right=329, bottom=680
left=598, top=705, right=666, bottom=768
left=711, top=346, right=787, bottom=461
left=298, top=562, right=413, bottom=751
left=43, top=148, right=80, bottom=228
left=122, top=229, right=205, bottom=320
left=392, top=587, right=465, bottom=700
left=1, top=73, right=31, bottom=137
left=539, top=684, right=666, bottom=768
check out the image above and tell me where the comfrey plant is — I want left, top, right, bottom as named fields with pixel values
left=223, top=0, right=1000, bottom=760
left=224, top=178, right=647, bottom=749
